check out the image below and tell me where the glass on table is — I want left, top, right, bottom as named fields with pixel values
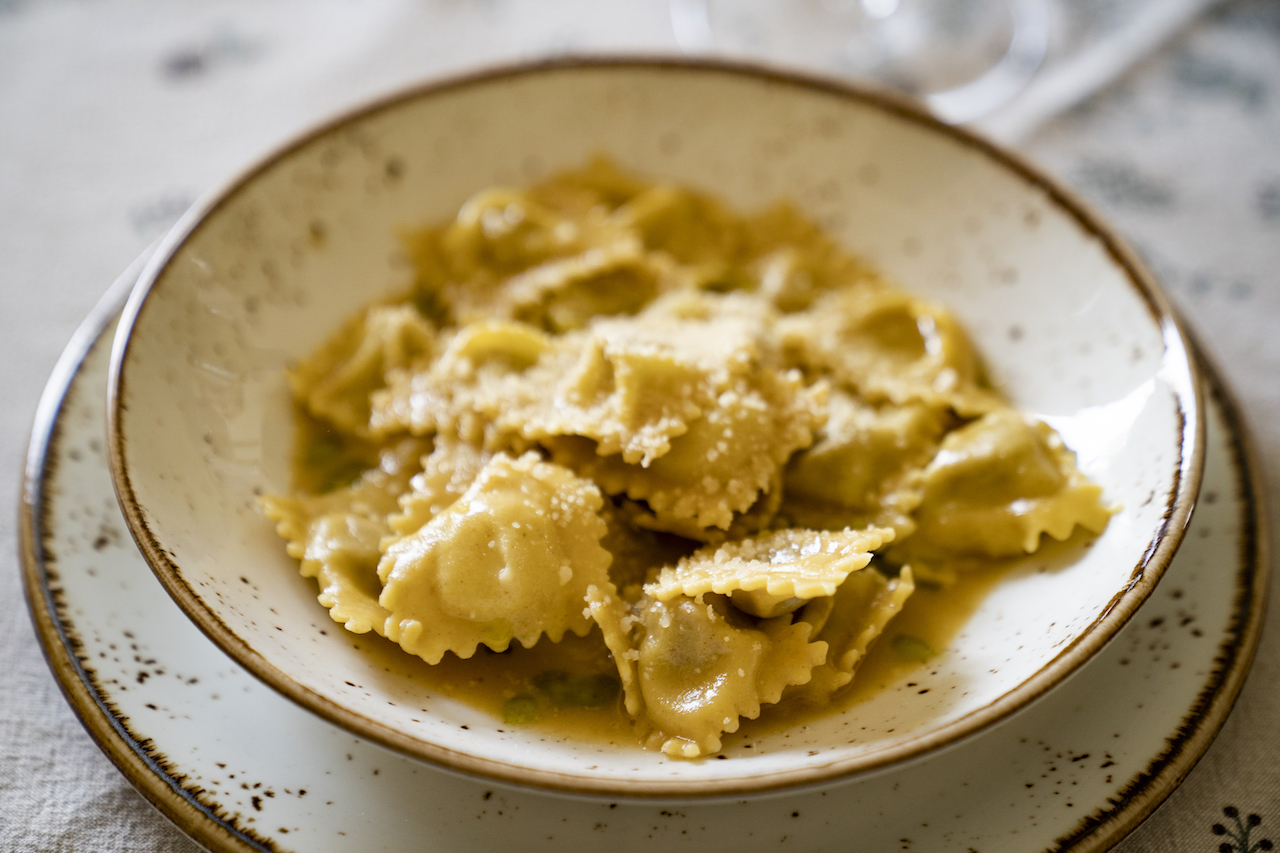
left=671, top=0, right=1050, bottom=124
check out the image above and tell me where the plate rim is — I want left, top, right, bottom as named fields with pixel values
left=22, top=257, right=1264, bottom=853
left=103, top=56, right=1207, bottom=796
left=18, top=249, right=273, bottom=853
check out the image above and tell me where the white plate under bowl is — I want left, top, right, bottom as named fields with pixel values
left=24, top=268, right=1259, bottom=853
left=106, top=59, right=1202, bottom=798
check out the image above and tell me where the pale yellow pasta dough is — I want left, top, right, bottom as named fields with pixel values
left=388, top=437, right=492, bottom=536
left=499, top=237, right=669, bottom=333
left=597, top=504, right=692, bottom=598
left=780, top=391, right=947, bottom=536
left=743, top=202, right=876, bottom=312
left=792, top=564, right=916, bottom=702
left=583, top=584, right=643, bottom=716
left=614, top=184, right=744, bottom=269
left=784, top=392, right=945, bottom=510
left=780, top=289, right=1001, bottom=418
left=901, top=409, right=1113, bottom=560
left=636, top=594, right=827, bottom=758
left=369, top=320, right=552, bottom=446
left=261, top=439, right=424, bottom=635
left=616, top=471, right=783, bottom=545
left=442, top=189, right=586, bottom=281
left=513, top=290, right=778, bottom=465
left=290, top=305, right=435, bottom=437
left=552, top=368, right=825, bottom=531
left=378, top=452, right=612, bottom=664
left=644, top=527, right=894, bottom=618
left=519, top=333, right=712, bottom=465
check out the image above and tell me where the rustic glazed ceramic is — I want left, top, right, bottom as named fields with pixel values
left=26, top=275, right=1258, bottom=853
left=106, top=59, right=1202, bottom=797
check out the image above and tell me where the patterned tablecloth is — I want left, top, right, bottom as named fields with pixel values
left=2, top=1, right=1278, bottom=850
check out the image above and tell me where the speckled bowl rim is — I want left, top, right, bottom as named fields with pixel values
left=105, top=56, right=1206, bottom=799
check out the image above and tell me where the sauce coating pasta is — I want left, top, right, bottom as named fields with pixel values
left=262, top=158, right=1111, bottom=757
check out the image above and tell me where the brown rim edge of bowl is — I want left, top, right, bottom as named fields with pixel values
left=104, top=56, right=1205, bottom=799
left=19, top=256, right=278, bottom=853
left=1048, top=328, right=1270, bottom=853
left=24, top=258, right=1257, bottom=853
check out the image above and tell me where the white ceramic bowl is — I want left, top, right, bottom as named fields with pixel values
left=108, top=58, right=1203, bottom=799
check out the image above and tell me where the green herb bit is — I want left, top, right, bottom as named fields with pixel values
left=533, top=671, right=621, bottom=708
left=294, top=411, right=377, bottom=494
left=314, top=459, right=371, bottom=494
left=502, top=695, right=539, bottom=725
left=411, top=287, right=449, bottom=326
left=891, top=634, right=935, bottom=663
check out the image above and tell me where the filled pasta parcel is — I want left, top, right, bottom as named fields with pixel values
left=263, top=157, right=1114, bottom=758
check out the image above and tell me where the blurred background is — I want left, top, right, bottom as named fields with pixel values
left=1, top=1, right=1278, bottom=850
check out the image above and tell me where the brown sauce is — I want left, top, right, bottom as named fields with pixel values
left=348, top=627, right=638, bottom=744
left=341, top=561, right=1016, bottom=750
left=292, top=407, right=381, bottom=495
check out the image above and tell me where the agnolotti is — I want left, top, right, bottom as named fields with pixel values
left=553, top=368, right=825, bottom=532
left=429, top=189, right=586, bottom=294
left=792, top=563, right=916, bottom=702
left=598, top=503, right=693, bottom=595
left=291, top=304, right=436, bottom=437
left=903, top=408, right=1114, bottom=560
left=744, top=203, right=875, bottom=312
left=498, top=238, right=668, bottom=333
left=388, top=437, right=492, bottom=536
left=370, top=320, right=552, bottom=446
left=263, top=158, right=1112, bottom=759
left=615, top=471, right=784, bottom=545
left=584, top=584, right=643, bottom=717
left=644, top=527, right=895, bottom=618
left=261, top=439, right=424, bottom=635
left=515, top=290, right=778, bottom=466
left=782, top=289, right=1001, bottom=418
left=378, top=452, right=613, bottom=664
left=406, top=161, right=665, bottom=327
left=614, top=183, right=745, bottom=270
left=634, top=594, right=827, bottom=758
left=782, top=390, right=948, bottom=535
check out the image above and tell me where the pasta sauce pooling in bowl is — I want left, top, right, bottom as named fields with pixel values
left=262, top=158, right=1113, bottom=759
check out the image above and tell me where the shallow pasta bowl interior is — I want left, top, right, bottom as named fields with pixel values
left=107, top=58, right=1202, bottom=799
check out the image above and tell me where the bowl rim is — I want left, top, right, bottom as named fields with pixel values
left=106, top=55, right=1206, bottom=799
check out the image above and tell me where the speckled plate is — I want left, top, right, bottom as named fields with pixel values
left=22, top=262, right=1265, bottom=852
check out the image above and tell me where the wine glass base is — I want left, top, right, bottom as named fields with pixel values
left=671, top=0, right=1049, bottom=125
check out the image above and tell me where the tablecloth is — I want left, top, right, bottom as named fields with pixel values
left=2, top=1, right=1278, bottom=850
